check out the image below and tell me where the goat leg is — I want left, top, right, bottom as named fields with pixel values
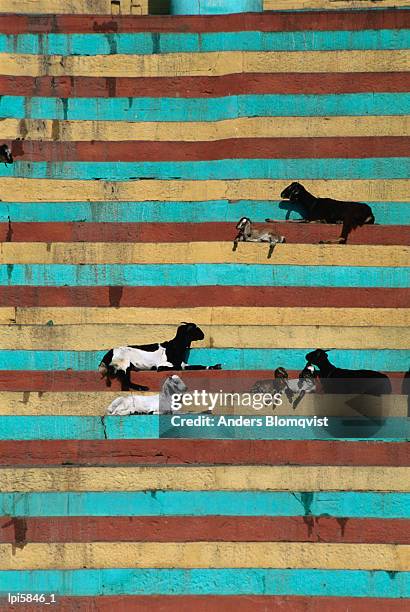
left=292, top=390, right=306, bottom=410
left=267, top=243, right=274, bottom=259
left=118, top=369, right=149, bottom=392
left=232, top=234, right=242, bottom=251
left=320, top=218, right=350, bottom=244
left=128, top=382, right=150, bottom=391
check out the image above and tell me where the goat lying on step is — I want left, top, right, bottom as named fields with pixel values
left=266, top=182, right=374, bottom=244
left=305, top=349, right=391, bottom=395
left=233, top=217, right=285, bottom=258
left=99, top=322, right=222, bottom=392
left=106, top=374, right=187, bottom=416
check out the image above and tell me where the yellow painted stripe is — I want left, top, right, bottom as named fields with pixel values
left=2, top=116, right=408, bottom=141
left=0, top=178, right=406, bottom=202
left=0, top=308, right=17, bottom=324
left=1, top=324, right=406, bottom=350
left=0, top=391, right=405, bottom=417
left=0, top=243, right=407, bottom=266
left=0, top=0, right=148, bottom=14
left=0, top=51, right=407, bottom=78
left=1, top=466, right=408, bottom=492
left=0, top=542, right=408, bottom=571
left=264, top=0, right=410, bottom=9
left=11, top=307, right=410, bottom=327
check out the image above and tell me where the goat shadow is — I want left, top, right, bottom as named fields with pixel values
left=278, top=200, right=306, bottom=221
left=277, top=201, right=343, bottom=223
left=320, top=394, right=384, bottom=439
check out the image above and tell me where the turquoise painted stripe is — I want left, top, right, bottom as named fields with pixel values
left=4, top=159, right=409, bottom=180
left=0, top=349, right=407, bottom=371
left=1, top=30, right=408, bottom=55
left=2, top=201, right=408, bottom=225
left=0, top=416, right=407, bottom=441
left=1, top=94, right=408, bottom=121
left=0, top=569, right=409, bottom=597
left=171, top=0, right=263, bottom=14
left=0, top=490, right=409, bottom=517
left=0, top=264, right=408, bottom=288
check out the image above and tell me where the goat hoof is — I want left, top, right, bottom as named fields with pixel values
left=210, top=364, right=222, bottom=370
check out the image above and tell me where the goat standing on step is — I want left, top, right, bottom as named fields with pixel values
left=267, top=182, right=374, bottom=244
left=305, top=349, right=391, bottom=395
left=233, top=217, right=285, bottom=258
left=98, top=322, right=222, bottom=392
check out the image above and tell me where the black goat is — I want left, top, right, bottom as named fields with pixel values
left=98, top=322, right=222, bottom=391
left=305, top=349, right=391, bottom=396
left=267, top=182, right=375, bottom=244
left=0, top=144, right=13, bottom=166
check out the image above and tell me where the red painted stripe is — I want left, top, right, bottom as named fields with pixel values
left=1, top=516, right=408, bottom=544
left=9, top=137, right=410, bottom=161
left=0, top=596, right=405, bottom=612
left=2, top=223, right=409, bottom=245
left=2, top=72, right=408, bottom=97
left=0, top=370, right=404, bottom=392
left=0, top=10, right=408, bottom=34
left=0, top=287, right=407, bottom=308
left=0, top=440, right=408, bottom=467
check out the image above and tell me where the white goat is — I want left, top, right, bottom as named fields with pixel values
left=233, top=217, right=285, bottom=258
left=106, top=374, right=187, bottom=416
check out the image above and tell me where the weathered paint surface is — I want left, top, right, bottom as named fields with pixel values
left=1, top=515, right=409, bottom=541
left=2, top=116, right=409, bottom=140
left=0, top=4, right=408, bottom=606
left=1, top=243, right=408, bottom=266
left=1, top=541, right=409, bottom=570
left=1, top=439, right=409, bottom=466
left=0, top=0, right=149, bottom=14
left=0, top=416, right=408, bottom=440
left=264, top=0, right=410, bottom=9
left=1, top=466, right=409, bottom=492
left=0, top=324, right=408, bottom=350
left=170, top=0, right=264, bottom=15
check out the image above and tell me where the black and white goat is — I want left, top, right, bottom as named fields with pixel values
left=305, top=349, right=391, bottom=395
left=233, top=217, right=285, bottom=258
left=98, top=322, right=222, bottom=391
left=0, top=144, right=13, bottom=166
left=267, top=182, right=374, bottom=244
left=106, top=374, right=187, bottom=416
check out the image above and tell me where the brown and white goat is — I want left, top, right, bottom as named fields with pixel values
left=233, top=217, right=285, bottom=258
